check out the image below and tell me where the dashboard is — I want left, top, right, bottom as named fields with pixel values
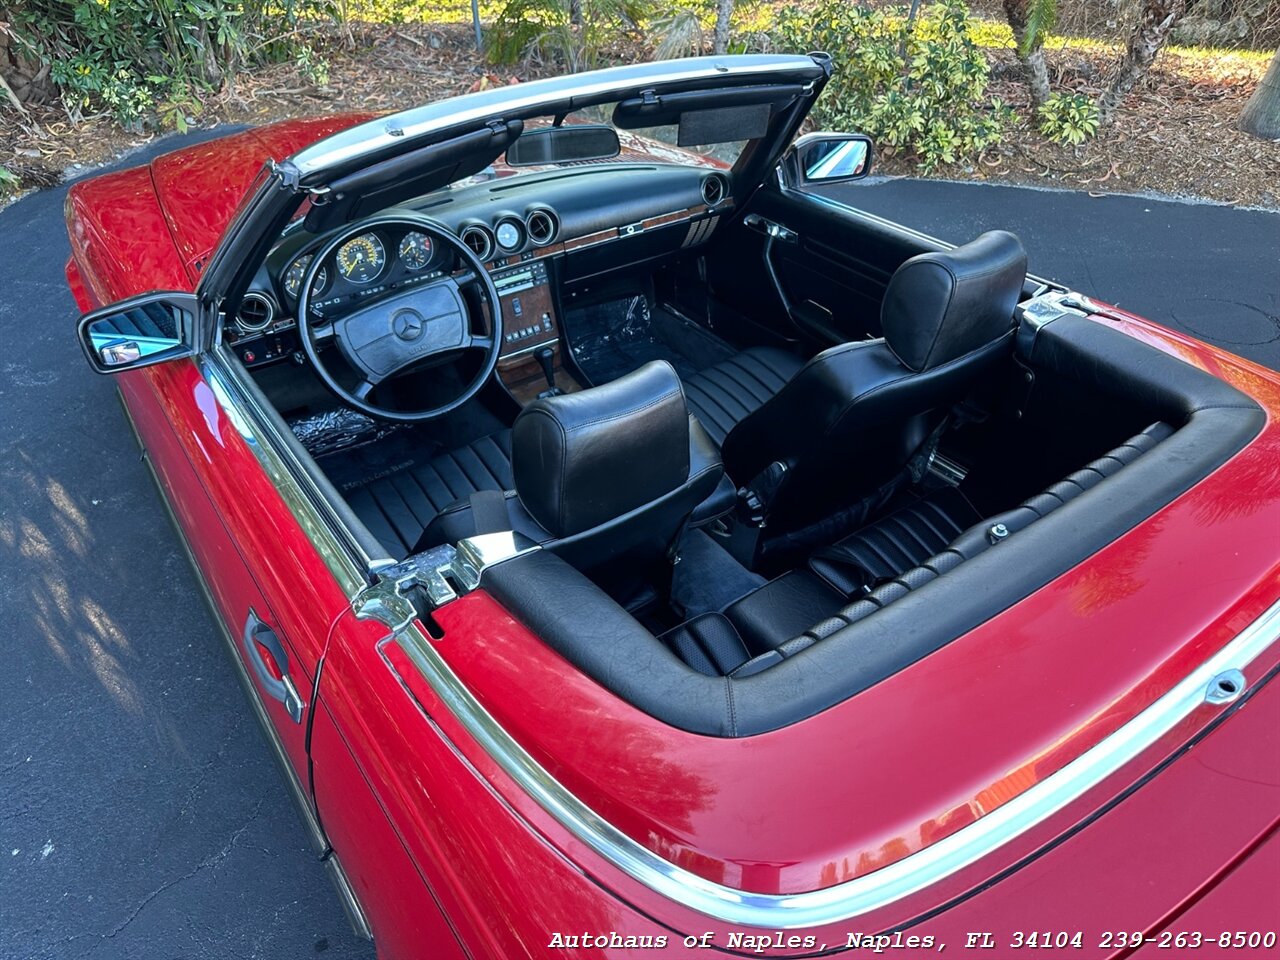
left=225, top=163, right=733, bottom=372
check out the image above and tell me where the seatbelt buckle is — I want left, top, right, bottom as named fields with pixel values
left=737, top=461, right=788, bottom=528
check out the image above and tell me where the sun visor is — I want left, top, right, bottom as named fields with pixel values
left=612, top=84, right=805, bottom=143
left=304, top=119, right=523, bottom=232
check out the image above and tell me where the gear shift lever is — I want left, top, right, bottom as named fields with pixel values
left=532, top=345, right=558, bottom=394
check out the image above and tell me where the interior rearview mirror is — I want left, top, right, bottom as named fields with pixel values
left=78, top=292, right=199, bottom=374
left=781, top=133, right=874, bottom=188
left=505, top=125, right=621, bottom=166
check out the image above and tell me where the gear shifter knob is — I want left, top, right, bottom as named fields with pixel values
left=535, top=346, right=557, bottom=390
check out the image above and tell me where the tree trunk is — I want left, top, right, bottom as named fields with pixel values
left=0, top=27, right=56, bottom=106
left=569, top=0, right=584, bottom=28
left=713, top=0, right=734, bottom=55
left=1098, top=0, right=1188, bottom=123
left=1238, top=45, right=1280, bottom=139
left=1002, top=0, right=1052, bottom=105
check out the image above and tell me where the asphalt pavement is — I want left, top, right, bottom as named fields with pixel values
left=0, top=129, right=375, bottom=960
left=818, top=177, right=1280, bottom=371
left=0, top=130, right=1277, bottom=960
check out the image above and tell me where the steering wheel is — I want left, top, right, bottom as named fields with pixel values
left=295, top=214, right=503, bottom=422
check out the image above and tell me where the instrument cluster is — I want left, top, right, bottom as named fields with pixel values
left=281, top=228, right=440, bottom=305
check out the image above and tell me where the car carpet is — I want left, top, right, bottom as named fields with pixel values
left=564, top=295, right=737, bottom=386
left=308, top=396, right=508, bottom=494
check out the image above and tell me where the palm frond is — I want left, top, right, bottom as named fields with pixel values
left=652, top=8, right=705, bottom=59
left=1020, top=0, right=1056, bottom=55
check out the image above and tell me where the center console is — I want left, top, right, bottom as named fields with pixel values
left=491, top=258, right=583, bottom=405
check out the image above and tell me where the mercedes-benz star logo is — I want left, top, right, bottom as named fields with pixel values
left=392, top=310, right=424, bottom=341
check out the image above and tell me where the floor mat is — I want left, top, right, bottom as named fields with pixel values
left=565, top=295, right=736, bottom=386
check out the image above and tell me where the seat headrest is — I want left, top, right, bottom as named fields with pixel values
left=881, top=230, right=1027, bottom=373
left=513, top=360, right=691, bottom=538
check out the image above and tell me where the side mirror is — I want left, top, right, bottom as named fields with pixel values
left=780, top=133, right=874, bottom=188
left=78, top=291, right=198, bottom=374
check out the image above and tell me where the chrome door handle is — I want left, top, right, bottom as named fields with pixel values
left=242, top=608, right=305, bottom=724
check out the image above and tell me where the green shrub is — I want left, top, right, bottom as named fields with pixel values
left=8, top=0, right=337, bottom=131
left=487, top=0, right=646, bottom=70
left=0, top=166, right=19, bottom=201
left=772, top=0, right=1012, bottom=173
left=1037, top=92, right=1100, bottom=145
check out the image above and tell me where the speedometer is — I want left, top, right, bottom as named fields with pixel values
left=336, top=233, right=386, bottom=284
left=283, top=254, right=328, bottom=299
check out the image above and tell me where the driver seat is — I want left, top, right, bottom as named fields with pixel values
left=415, top=361, right=724, bottom=599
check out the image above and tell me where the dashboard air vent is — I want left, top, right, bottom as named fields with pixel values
left=460, top=224, right=494, bottom=262
left=701, top=173, right=729, bottom=207
left=237, top=293, right=275, bottom=333
left=526, top=209, right=559, bottom=246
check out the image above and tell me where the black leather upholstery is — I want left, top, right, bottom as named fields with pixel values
left=881, top=231, right=1028, bottom=373
left=681, top=347, right=804, bottom=447
left=419, top=362, right=724, bottom=595
left=728, top=421, right=1177, bottom=676
left=346, top=431, right=512, bottom=556
left=513, top=361, right=693, bottom=537
left=719, top=231, right=1028, bottom=529
left=809, top=486, right=980, bottom=595
left=481, top=316, right=1264, bottom=737
left=659, top=614, right=751, bottom=677
left=723, top=570, right=846, bottom=654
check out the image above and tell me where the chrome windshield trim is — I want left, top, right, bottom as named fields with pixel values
left=199, top=347, right=377, bottom=594
left=389, top=597, right=1280, bottom=928
left=288, top=55, right=825, bottom=180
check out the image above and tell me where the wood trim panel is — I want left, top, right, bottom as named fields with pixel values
left=498, top=342, right=583, bottom=406
left=497, top=282, right=558, bottom=360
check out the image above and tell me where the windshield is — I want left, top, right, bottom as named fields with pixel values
left=447, top=100, right=743, bottom=190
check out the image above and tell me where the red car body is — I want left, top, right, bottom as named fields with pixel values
left=65, top=61, right=1280, bottom=959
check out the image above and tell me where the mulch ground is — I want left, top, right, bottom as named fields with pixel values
left=3, top=23, right=1278, bottom=209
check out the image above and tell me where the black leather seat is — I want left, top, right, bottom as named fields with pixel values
left=419, top=361, right=724, bottom=595
left=682, top=347, right=805, bottom=447
left=718, top=231, right=1028, bottom=531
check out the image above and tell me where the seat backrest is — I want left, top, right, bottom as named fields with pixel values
left=422, top=361, right=723, bottom=599
left=722, top=230, right=1028, bottom=530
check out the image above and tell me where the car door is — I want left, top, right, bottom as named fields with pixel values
left=114, top=357, right=334, bottom=810
left=705, top=179, right=948, bottom=346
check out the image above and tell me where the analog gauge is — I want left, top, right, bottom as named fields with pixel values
left=283, top=254, right=328, bottom=299
left=398, top=232, right=433, bottom=271
left=495, top=219, right=523, bottom=252
left=335, top=233, right=386, bottom=284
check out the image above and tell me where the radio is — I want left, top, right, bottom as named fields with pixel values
left=492, top=259, right=550, bottom=296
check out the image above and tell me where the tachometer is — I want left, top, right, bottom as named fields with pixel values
left=398, top=232, right=433, bottom=271
left=283, top=254, right=328, bottom=299
left=336, top=233, right=386, bottom=284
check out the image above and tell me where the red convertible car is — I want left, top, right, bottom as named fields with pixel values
left=67, top=55, right=1279, bottom=958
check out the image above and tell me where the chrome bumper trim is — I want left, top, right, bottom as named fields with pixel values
left=389, top=597, right=1280, bottom=928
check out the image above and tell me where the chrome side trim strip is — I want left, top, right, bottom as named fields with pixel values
left=200, top=348, right=379, bottom=594
left=326, top=853, right=374, bottom=941
left=389, top=597, right=1280, bottom=928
